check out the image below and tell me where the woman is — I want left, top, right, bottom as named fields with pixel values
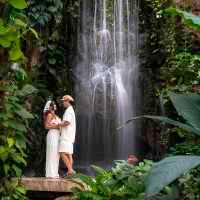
left=43, top=100, right=61, bottom=178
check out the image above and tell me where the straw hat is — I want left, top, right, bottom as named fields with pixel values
left=61, top=95, right=74, bottom=102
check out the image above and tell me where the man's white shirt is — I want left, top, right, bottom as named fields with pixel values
left=60, top=106, right=76, bottom=143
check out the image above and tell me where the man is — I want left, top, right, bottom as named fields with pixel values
left=127, top=155, right=138, bottom=165
left=59, top=95, right=76, bottom=176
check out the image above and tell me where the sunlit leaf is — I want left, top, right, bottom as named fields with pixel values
left=9, top=46, right=24, bottom=61
left=14, top=19, right=27, bottom=27
left=0, top=25, right=11, bottom=35
left=6, top=32, right=19, bottom=42
left=7, top=137, right=15, bottom=148
left=0, top=37, right=11, bottom=47
left=8, top=0, right=27, bottom=9
left=29, top=27, right=39, bottom=39
left=16, top=186, right=26, bottom=194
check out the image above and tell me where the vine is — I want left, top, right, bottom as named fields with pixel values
left=0, top=0, right=38, bottom=198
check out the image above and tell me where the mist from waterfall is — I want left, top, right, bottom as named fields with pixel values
left=74, top=0, right=140, bottom=169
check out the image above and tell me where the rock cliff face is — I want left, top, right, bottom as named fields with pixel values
left=174, top=0, right=200, bottom=15
left=174, top=0, right=200, bottom=42
left=192, top=0, right=200, bottom=15
left=174, top=0, right=192, bottom=8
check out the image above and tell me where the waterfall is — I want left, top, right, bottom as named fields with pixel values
left=74, top=0, right=140, bottom=170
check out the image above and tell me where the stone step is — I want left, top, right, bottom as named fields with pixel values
left=19, top=177, right=87, bottom=193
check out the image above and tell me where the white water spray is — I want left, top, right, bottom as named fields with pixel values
left=75, top=0, right=140, bottom=168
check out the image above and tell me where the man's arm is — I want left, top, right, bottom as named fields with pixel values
left=62, top=111, right=72, bottom=127
left=60, top=121, right=70, bottom=127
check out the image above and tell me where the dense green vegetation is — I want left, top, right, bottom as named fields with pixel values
left=73, top=160, right=155, bottom=200
left=0, top=0, right=38, bottom=199
left=0, top=0, right=200, bottom=199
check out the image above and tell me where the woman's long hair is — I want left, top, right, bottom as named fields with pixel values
left=43, top=101, right=56, bottom=126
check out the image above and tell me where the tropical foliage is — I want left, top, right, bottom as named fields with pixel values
left=119, top=92, right=200, bottom=197
left=73, top=160, right=154, bottom=200
left=0, top=0, right=38, bottom=198
left=1, top=0, right=200, bottom=199
left=169, top=143, right=200, bottom=200
left=0, top=83, right=36, bottom=199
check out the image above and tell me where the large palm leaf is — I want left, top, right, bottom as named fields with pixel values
left=169, top=92, right=200, bottom=130
left=118, top=92, right=200, bottom=136
left=118, top=115, right=200, bottom=136
left=145, top=156, right=200, bottom=197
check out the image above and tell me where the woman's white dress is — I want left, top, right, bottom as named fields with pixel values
left=45, top=117, right=61, bottom=177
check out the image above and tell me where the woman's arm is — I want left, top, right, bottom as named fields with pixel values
left=44, top=113, right=60, bottom=129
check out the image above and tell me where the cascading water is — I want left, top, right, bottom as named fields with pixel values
left=74, top=0, right=140, bottom=171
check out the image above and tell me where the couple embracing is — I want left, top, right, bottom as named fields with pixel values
left=43, top=95, right=76, bottom=178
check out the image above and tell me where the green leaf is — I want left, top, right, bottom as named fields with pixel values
left=15, top=137, right=26, bottom=152
left=118, top=92, right=200, bottom=136
left=78, top=174, right=96, bottom=189
left=12, top=153, right=26, bottom=165
left=16, top=186, right=26, bottom=194
left=14, top=19, right=27, bottom=27
left=48, top=6, right=58, bottom=13
left=0, top=37, right=11, bottom=47
left=91, top=165, right=108, bottom=176
left=118, top=115, right=200, bottom=136
left=164, top=7, right=200, bottom=31
left=3, top=120, right=27, bottom=132
left=8, top=0, right=27, bottom=9
left=48, top=58, right=56, bottom=65
left=15, top=107, right=34, bottom=119
left=3, top=164, right=10, bottom=175
left=16, top=67, right=27, bottom=80
left=7, top=137, right=15, bottom=148
left=145, top=156, right=200, bottom=197
left=145, top=115, right=200, bottom=136
left=0, top=25, right=11, bottom=35
left=169, top=92, right=200, bottom=130
left=6, top=32, right=19, bottom=42
left=12, top=164, right=22, bottom=177
left=9, top=46, right=24, bottom=61
left=29, top=27, right=39, bottom=39
left=17, top=84, right=37, bottom=96
left=0, top=146, right=8, bottom=159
